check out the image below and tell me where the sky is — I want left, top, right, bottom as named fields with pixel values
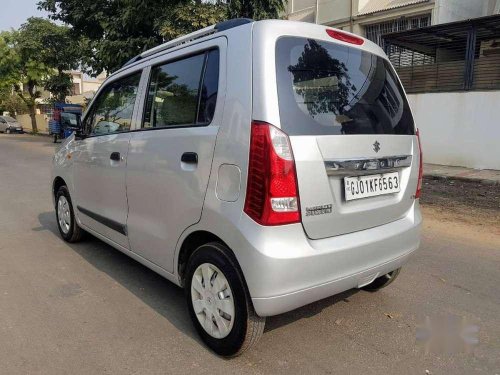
left=0, top=0, right=49, bottom=31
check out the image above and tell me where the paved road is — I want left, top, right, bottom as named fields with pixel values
left=0, top=134, right=499, bottom=375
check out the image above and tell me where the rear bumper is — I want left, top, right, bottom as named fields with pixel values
left=252, top=246, right=415, bottom=317
left=235, top=202, right=422, bottom=317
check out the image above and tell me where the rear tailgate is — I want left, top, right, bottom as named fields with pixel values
left=291, top=134, right=418, bottom=239
left=276, top=36, right=418, bottom=240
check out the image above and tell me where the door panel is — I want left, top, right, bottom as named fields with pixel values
left=72, top=71, right=143, bottom=248
left=126, top=44, right=224, bottom=272
left=126, top=127, right=218, bottom=270
left=73, top=134, right=131, bottom=248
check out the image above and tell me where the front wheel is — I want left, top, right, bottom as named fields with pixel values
left=55, top=186, right=85, bottom=243
left=362, top=268, right=401, bottom=292
left=185, top=242, right=265, bottom=357
left=5, top=128, right=11, bottom=134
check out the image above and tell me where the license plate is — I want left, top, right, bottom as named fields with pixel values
left=344, top=172, right=400, bottom=201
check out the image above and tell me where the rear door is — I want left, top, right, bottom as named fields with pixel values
left=275, top=36, right=419, bottom=240
left=126, top=41, right=224, bottom=272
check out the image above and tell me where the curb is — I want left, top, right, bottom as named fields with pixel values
left=423, top=174, right=500, bottom=186
left=23, top=132, right=51, bottom=137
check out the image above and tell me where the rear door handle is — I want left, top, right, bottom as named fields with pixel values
left=181, top=152, right=198, bottom=164
left=110, top=152, right=121, bottom=161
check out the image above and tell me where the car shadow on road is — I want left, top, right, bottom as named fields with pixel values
left=264, top=289, right=359, bottom=333
left=36, top=211, right=358, bottom=343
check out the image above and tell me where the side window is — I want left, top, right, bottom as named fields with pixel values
left=197, top=49, right=219, bottom=124
left=85, top=73, right=141, bottom=136
left=143, top=49, right=219, bottom=128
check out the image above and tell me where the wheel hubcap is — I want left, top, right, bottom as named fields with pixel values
left=191, top=263, right=235, bottom=339
left=57, top=196, right=71, bottom=234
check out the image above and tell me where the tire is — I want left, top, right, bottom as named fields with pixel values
left=362, top=268, right=401, bottom=292
left=184, top=242, right=265, bottom=357
left=55, top=185, right=85, bottom=243
left=5, top=129, right=10, bottom=134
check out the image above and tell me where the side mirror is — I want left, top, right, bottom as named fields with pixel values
left=74, top=126, right=87, bottom=140
left=60, top=112, right=86, bottom=139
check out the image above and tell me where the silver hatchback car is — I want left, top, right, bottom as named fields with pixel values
left=0, top=116, right=23, bottom=133
left=52, top=19, right=422, bottom=356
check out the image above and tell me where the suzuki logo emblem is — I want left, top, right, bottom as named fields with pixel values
left=373, top=141, right=381, bottom=153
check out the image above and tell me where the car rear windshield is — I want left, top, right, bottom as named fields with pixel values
left=276, top=37, right=415, bottom=136
left=3, top=116, right=16, bottom=122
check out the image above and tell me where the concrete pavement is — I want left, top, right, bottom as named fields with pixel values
left=424, top=163, right=500, bottom=185
left=1, top=134, right=499, bottom=374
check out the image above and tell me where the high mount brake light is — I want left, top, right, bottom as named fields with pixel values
left=244, top=121, right=301, bottom=226
left=326, top=29, right=364, bottom=45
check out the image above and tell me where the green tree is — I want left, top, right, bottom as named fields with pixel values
left=24, top=18, right=81, bottom=102
left=0, top=18, right=79, bottom=132
left=226, top=0, right=286, bottom=20
left=160, top=0, right=286, bottom=40
left=161, top=2, right=227, bottom=40
left=0, top=29, right=51, bottom=133
left=39, top=0, right=183, bottom=74
left=44, top=73, right=74, bottom=103
left=0, top=87, right=28, bottom=116
left=39, top=0, right=286, bottom=74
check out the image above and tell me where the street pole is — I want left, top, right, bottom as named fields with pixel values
left=315, top=0, right=319, bottom=24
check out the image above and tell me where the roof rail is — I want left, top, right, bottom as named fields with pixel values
left=121, top=18, right=254, bottom=69
left=214, top=18, right=254, bottom=31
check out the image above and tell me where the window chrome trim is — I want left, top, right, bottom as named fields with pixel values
left=324, top=155, right=412, bottom=176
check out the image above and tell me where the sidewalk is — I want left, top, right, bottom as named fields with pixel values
left=424, top=163, right=500, bottom=185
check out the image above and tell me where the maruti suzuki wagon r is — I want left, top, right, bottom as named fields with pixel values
left=51, top=18, right=422, bottom=356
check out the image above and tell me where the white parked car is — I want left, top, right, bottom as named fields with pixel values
left=52, top=19, right=422, bottom=356
left=0, top=116, right=23, bottom=133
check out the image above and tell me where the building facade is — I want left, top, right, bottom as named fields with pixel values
left=68, top=71, right=107, bottom=96
left=29, top=70, right=106, bottom=106
left=383, top=14, right=500, bottom=170
left=286, top=2, right=500, bottom=170
left=286, top=0, right=500, bottom=47
left=66, top=71, right=107, bottom=104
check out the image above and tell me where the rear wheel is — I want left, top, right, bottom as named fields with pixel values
left=362, top=268, right=401, bottom=292
left=55, top=186, right=85, bottom=243
left=184, top=242, right=265, bottom=357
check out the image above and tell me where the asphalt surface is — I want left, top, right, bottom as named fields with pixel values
left=0, top=134, right=499, bottom=375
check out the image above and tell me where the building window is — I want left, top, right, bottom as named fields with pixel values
left=72, top=83, right=81, bottom=95
left=365, top=15, right=431, bottom=47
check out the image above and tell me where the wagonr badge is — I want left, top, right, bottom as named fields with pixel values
left=51, top=18, right=422, bottom=356
left=305, top=204, right=333, bottom=216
